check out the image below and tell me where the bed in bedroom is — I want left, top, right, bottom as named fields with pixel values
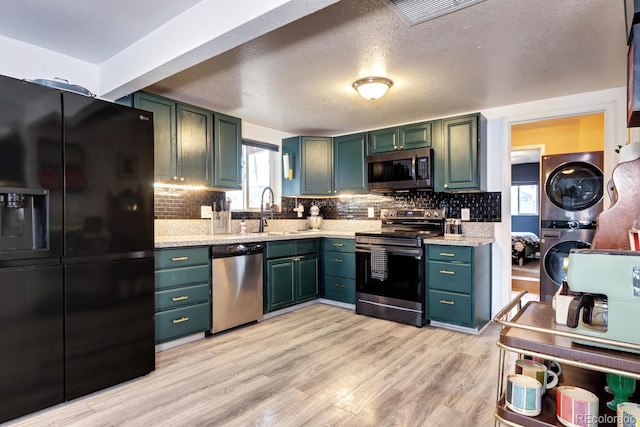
left=511, top=231, right=540, bottom=266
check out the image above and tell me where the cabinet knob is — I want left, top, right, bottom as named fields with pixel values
left=180, top=177, right=185, bottom=182
left=444, top=183, right=448, bottom=188
left=172, top=176, right=178, bottom=181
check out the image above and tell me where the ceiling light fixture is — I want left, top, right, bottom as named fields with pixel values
left=352, top=77, right=393, bottom=100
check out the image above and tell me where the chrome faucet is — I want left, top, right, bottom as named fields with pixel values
left=259, top=186, right=274, bottom=232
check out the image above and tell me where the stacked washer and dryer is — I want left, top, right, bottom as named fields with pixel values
left=539, top=151, right=605, bottom=302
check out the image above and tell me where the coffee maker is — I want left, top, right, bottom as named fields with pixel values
left=565, top=249, right=640, bottom=354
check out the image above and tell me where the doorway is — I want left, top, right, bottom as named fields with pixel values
left=509, top=112, right=605, bottom=302
left=510, top=147, right=542, bottom=301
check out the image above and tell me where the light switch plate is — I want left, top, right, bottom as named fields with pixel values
left=201, top=205, right=212, bottom=219
left=461, top=208, right=470, bottom=221
left=367, top=207, right=375, bottom=218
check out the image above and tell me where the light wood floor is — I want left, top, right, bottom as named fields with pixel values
left=6, top=304, right=503, bottom=427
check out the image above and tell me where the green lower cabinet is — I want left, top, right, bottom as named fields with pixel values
left=297, top=255, right=319, bottom=302
left=323, top=276, right=355, bottom=304
left=155, top=302, right=210, bottom=344
left=428, top=290, right=472, bottom=326
left=154, top=247, right=211, bottom=344
left=321, top=238, right=356, bottom=304
left=425, top=243, right=491, bottom=330
left=266, top=258, right=296, bottom=311
left=264, top=240, right=320, bottom=312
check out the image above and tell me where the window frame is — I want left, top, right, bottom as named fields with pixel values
left=511, top=182, right=539, bottom=216
left=227, top=139, right=280, bottom=211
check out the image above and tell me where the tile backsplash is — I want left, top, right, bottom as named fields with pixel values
left=155, top=188, right=501, bottom=222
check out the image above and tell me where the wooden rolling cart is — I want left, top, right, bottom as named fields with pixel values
left=493, top=292, right=640, bottom=426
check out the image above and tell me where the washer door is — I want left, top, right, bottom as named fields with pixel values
left=543, top=240, right=592, bottom=285
left=545, top=161, right=603, bottom=212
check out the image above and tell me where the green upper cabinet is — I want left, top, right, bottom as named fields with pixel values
left=133, top=93, right=176, bottom=183
left=400, top=121, right=434, bottom=150
left=212, top=112, right=242, bottom=189
left=133, top=92, right=242, bottom=189
left=302, top=137, right=333, bottom=195
left=134, top=92, right=209, bottom=185
left=368, top=127, right=399, bottom=153
left=282, top=136, right=333, bottom=196
left=368, top=121, right=433, bottom=153
left=436, top=113, right=487, bottom=192
left=176, top=103, right=211, bottom=185
left=334, top=133, right=367, bottom=195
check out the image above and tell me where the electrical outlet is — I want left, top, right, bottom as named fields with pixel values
left=461, top=208, right=470, bottom=221
left=201, top=205, right=212, bottom=219
left=368, top=207, right=375, bottom=218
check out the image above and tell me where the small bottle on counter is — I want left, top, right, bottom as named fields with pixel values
left=239, top=219, right=247, bottom=234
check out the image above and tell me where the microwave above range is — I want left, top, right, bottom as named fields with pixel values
left=366, top=147, right=433, bottom=192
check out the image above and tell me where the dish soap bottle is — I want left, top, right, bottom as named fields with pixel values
left=239, top=219, right=247, bottom=234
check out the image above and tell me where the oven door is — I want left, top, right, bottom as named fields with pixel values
left=355, top=243, right=425, bottom=326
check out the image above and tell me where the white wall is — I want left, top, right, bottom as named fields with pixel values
left=0, top=35, right=98, bottom=93
left=480, top=86, right=627, bottom=316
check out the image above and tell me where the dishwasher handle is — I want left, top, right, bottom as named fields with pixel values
left=211, top=243, right=264, bottom=258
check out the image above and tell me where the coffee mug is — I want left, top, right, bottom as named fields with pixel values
left=556, top=386, right=599, bottom=427
left=617, top=402, right=640, bottom=427
left=505, top=374, right=543, bottom=416
left=526, top=356, right=563, bottom=377
left=515, top=359, right=559, bottom=392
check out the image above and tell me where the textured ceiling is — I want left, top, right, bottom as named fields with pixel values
left=0, top=0, right=630, bottom=137
left=146, top=0, right=629, bottom=136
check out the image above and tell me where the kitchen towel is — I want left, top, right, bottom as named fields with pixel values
left=370, top=246, right=388, bottom=281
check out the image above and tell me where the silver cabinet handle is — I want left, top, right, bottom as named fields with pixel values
left=439, top=270, right=455, bottom=275
left=333, top=243, right=344, bottom=247
left=171, top=256, right=189, bottom=262
left=439, top=299, right=455, bottom=305
left=333, top=259, right=344, bottom=263
left=334, top=283, right=344, bottom=288
left=439, top=253, right=455, bottom=257
left=172, top=296, right=189, bottom=302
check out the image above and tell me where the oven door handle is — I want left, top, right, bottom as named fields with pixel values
left=356, top=245, right=422, bottom=259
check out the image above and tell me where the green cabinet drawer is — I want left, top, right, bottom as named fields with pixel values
left=265, top=239, right=319, bottom=258
left=155, top=247, right=210, bottom=269
left=428, top=261, right=472, bottom=294
left=427, top=245, right=472, bottom=263
left=322, top=238, right=355, bottom=253
left=155, top=265, right=210, bottom=291
left=155, top=302, right=210, bottom=343
left=323, top=252, right=355, bottom=279
left=428, top=290, right=472, bottom=326
left=296, top=239, right=319, bottom=255
left=323, top=276, right=355, bottom=304
left=265, top=241, right=297, bottom=259
left=155, top=283, right=210, bottom=311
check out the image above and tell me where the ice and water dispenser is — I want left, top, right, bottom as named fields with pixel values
left=0, top=187, right=49, bottom=251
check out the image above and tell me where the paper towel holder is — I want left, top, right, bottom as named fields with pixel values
left=283, top=153, right=293, bottom=180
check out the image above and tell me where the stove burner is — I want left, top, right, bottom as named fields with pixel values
left=356, top=208, right=445, bottom=245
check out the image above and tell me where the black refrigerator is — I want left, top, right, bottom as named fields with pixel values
left=0, top=75, right=155, bottom=423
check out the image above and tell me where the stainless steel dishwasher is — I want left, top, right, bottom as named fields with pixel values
left=211, top=242, right=264, bottom=333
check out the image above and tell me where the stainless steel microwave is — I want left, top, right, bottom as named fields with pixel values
left=366, top=147, right=433, bottom=191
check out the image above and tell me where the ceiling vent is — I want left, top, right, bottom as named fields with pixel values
left=388, top=0, right=487, bottom=26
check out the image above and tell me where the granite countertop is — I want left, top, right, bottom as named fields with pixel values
left=155, top=231, right=493, bottom=248
left=155, top=230, right=356, bottom=248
